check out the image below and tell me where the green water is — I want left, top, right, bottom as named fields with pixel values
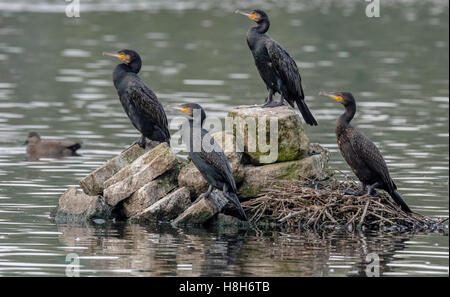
left=0, top=0, right=448, bottom=276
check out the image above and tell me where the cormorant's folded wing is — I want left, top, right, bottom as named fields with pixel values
left=266, top=40, right=304, bottom=99
left=126, top=83, right=170, bottom=141
left=199, top=132, right=237, bottom=193
left=349, top=131, right=396, bottom=191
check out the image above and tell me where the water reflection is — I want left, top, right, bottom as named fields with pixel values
left=53, top=222, right=448, bottom=277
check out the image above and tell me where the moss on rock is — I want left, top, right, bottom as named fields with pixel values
left=238, top=152, right=331, bottom=198
left=227, top=105, right=309, bottom=165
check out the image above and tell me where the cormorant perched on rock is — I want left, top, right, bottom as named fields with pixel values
left=320, top=91, right=411, bottom=213
left=24, top=131, right=81, bottom=159
left=103, top=50, right=170, bottom=148
left=235, top=9, right=318, bottom=126
left=171, top=103, right=248, bottom=220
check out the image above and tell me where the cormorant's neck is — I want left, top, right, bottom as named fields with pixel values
left=188, top=115, right=205, bottom=128
left=114, top=60, right=141, bottom=75
left=337, top=103, right=356, bottom=132
left=252, top=20, right=270, bottom=34
left=112, top=63, right=140, bottom=87
left=182, top=118, right=204, bottom=153
left=129, top=60, right=141, bottom=73
left=112, top=64, right=127, bottom=87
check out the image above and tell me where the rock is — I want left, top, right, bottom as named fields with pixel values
left=210, top=213, right=249, bottom=228
left=298, top=154, right=332, bottom=181
left=178, top=162, right=209, bottom=198
left=53, top=187, right=112, bottom=222
left=238, top=153, right=331, bottom=198
left=103, top=143, right=177, bottom=206
left=227, top=105, right=309, bottom=165
left=104, top=143, right=172, bottom=189
left=79, top=144, right=147, bottom=195
left=172, top=190, right=229, bottom=225
left=123, top=165, right=180, bottom=218
left=308, top=142, right=331, bottom=161
left=306, top=142, right=332, bottom=180
left=130, top=187, right=191, bottom=223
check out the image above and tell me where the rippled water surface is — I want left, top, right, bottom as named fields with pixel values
left=0, top=0, right=448, bottom=276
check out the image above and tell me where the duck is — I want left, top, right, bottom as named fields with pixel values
left=24, top=131, right=81, bottom=159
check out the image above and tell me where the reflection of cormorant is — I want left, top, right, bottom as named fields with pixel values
left=236, top=9, right=318, bottom=126
left=320, top=91, right=411, bottom=213
left=203, top=230, right=248, bottom=276
left=24, top=131, right=81, bottom=159
left=103, top=50, right=170, bottom=148
left=171, top=103, right=247, bottom=220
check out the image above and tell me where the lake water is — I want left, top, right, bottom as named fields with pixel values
left=0, top=0, right=448, bottom=276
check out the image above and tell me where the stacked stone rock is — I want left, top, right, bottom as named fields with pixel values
left=54, top=105, right=332, bottom=226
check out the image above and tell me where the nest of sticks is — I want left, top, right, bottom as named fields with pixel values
left=241, top=179, right=447, bottom=231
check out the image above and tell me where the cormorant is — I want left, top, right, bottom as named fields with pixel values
left=235, top=9, right=318, bottom=126
left=320, top=91, right=411, bottom=213
left=24, top=131, right=81, bottom=159
left=103, top=49, right=170, bottom=148
left=171, top=103, right=248, bottom=220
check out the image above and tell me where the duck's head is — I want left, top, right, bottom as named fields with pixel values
left=24, top=131, right=41, bottom=145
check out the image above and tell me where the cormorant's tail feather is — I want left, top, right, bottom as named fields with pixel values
left=295, top=98, right=318, bottom=126
left=227, top=192, right=248, bottom=221
left=390, top=190, right=412, bottom=213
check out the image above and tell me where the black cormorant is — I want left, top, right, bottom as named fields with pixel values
left=171, top=103, right=248, bottom=220
left=235, top=9, right=318, bottom=126
left=320, top=91, right=411, bottom=213
left=103, top=49, right=170, bottom=148
left=24, top=131, right=81, bottom=159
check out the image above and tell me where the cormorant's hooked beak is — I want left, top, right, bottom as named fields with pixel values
left=168, top=104, right=190, bottom=116
left=102, top=51, right=126, bottom=61
left=235, top=9, right=258, bottom=21
left=319, top=91, right=343, bottom=103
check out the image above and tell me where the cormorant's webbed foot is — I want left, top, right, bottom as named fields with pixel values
left=122, top=142, right=137, bottom=153
left=248, top=98, right=272, bottom=108
left=136, top=135, right=147, bottom=148
left=369, top=191, right=379, bottom=197
left=121, top=135, right=147, bottom=152
left=250, top=90, right=275, bottom=108
left=193, top=185, right=213, bottom=204
left=343, top=189, right=365, bottom=196
left=343, top=183, right=367, bottom=196
left=261, top=100, right=285, bottom=108
left=367, top=182, right=380, bottom=197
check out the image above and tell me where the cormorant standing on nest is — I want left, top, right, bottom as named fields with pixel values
left=320, top=91, right=411, bottom=213
left=235, top=9, right=318, bottom=126
left=171, top=103, right=248, bottom=220
left=103, top=50, right=170, bottom=148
